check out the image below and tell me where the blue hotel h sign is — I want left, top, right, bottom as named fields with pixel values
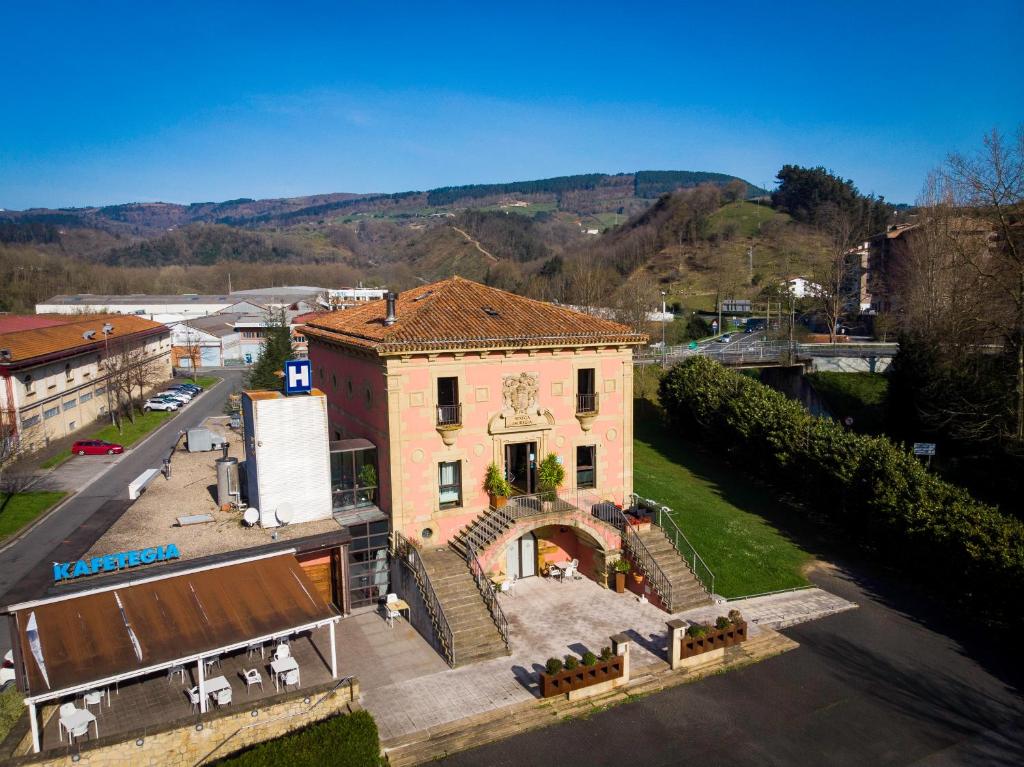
left=53, top=544, right=181, bottom=582
left=284, top=359, right=312, bottom=395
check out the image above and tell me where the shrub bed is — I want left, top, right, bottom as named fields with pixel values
left=213, top=709, right=382, bottom=766
left=659, top=357, right=1024, bottom=628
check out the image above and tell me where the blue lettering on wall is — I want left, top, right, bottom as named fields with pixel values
left=53, top=545, right=181, bottom=582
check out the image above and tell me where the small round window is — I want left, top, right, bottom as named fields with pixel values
left=421, top=528, right=434, bottom=540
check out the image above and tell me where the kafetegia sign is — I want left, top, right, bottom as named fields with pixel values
left=53, top=544, right=181, bottom=582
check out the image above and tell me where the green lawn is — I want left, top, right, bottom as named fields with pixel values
left=806, top=372, right=888, bottom=434
left=177, top=374, right=220, bottom=389
left=42, top=410, right=176, bottom=469
left=0, top=491, right=67, bottom=542
left=633, top=411, right=812, bottom=598
left=708, top=200, right=789, bottom=238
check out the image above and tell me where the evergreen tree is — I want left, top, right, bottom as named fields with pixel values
left=245, top=309, right=294, bottom=390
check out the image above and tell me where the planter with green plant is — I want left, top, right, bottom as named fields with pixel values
left=611, top=558, right=631, bottom=593
left=537, top=453, right=565, bottom=508
left=680, top=613, right=747, bottom=658
left=539, top=649, right=625, bottom=698
left=484, top=462, right=513, bottom=509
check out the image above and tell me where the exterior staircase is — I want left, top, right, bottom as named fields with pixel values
left=634, top=527, right=712, bottom=612
left=418, top=547, right=509, bottom=667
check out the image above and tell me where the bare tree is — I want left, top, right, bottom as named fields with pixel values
left=179, top=324, right=203, bottom=382
left=0, top=405, right=32, bottom=515
left=613, top=272, right=658, bottom=335
left=809, top=203, right=861, bottom=343
left=942, top=127, right=1024, bottom=442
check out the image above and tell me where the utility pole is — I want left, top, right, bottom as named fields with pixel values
left=748, top=245, right=753, bottom=279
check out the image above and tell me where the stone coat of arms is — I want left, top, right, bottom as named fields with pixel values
left=503, top=372, right=538, bottom=415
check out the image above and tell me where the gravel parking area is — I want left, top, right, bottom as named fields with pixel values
left=84, top=416, right=340, bottom=563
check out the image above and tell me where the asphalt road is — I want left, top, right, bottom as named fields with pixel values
left=0, top=370, right=243, bottom=652
left=439, top=563, right=1024, bottom=766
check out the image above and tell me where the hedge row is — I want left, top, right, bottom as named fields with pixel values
left=214, top=709, right=382, bottom=767
left=659, top=357, right=1024, bottom=626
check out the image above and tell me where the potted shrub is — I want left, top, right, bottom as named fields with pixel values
left=563, top=654, right=579, bottom=671
left=539, top=647, right=625, bottom=698
left=611, top=559, right=631, bottom=593
left=581, top=651, right=597, bottom=667
left=599, top=646, right=613, bottom=662
left=631, top=567, right=645, bottom=586
left=484, top=462, right=513, bottom=509
left=545, top=657, right=563, bottom=675
left=537, top=453, right=565, bottom=509
left=357, top=463, right=378, bottom=503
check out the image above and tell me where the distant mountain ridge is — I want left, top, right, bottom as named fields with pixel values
left=3, top=170, right=766, bottom=235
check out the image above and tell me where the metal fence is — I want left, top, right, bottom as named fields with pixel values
left=632, top=494, right=716, bottom=597
left=466, top=538, right=510, bottom=651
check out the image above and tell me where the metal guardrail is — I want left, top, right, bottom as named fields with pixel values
left=393, top=531, right=455, bottom=667
left=590, top=500, right=675, bottom=611
left=635, top=340, right=900, bottom=367
left=436, top=403, right=462, bottom=427
left=466, top=538, right=510, bottom=651
left=576, top=392, right=599, bottom=414
left=633, top=494, right=716, bottom=597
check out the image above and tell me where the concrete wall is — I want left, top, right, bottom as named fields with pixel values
left=12, top=680, right=360, bottom=767
left=809, top=355, right=892, bottom=373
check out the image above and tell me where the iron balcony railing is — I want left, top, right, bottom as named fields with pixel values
left=465, top=538, right=510, bottom=652
left=576, top=391, right=599, bottom=414
left=632, top=494, right=715, bottom=597
left=436, top=403, right=462, bottom=427
left=393, top=531, right=455, bottom=667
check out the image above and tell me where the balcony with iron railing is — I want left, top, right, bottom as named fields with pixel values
left=436, top=403, right=462, bottom=427
left=575, top=392, right=599, bottom=432
left=435, top=403, right=463, bottom=445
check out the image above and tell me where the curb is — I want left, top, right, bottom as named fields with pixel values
left=0, top=490, right=78, bottom=555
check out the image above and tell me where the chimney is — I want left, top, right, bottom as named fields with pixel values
left=384, top=291, right=398, bottom=326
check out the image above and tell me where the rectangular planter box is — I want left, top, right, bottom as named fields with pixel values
left=680, top=621, right=747, bottom=659
left=539, top=656, right=624, bottom=699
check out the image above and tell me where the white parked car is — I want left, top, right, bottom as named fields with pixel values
left=158, top=391, right=191, bottom=404
left=144, top=398, right=179, bottom=412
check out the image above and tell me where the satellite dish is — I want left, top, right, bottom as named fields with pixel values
left=242, top=507, right=259, bottom=526
left=276, top=503, right=294, bottom=525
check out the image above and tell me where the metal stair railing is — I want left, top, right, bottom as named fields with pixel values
left=465, top=538, right=510, bottom=651
left=591, top=501, right=675, bottom=611
left=393, top=531, right=455, bottom=667
left=633, top=494, right=716, bottom=597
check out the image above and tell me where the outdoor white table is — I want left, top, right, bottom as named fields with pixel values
left=390, top=598, right=410, bottom=617
left=204, top=676, right=231, bottom=701
left=59, top=708, right=97, bottom=742
left=270, top=657, right=299, bottom=691
left=551, top=561, right=572, bottom=581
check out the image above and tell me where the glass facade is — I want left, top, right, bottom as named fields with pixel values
left=330, top=445, right=378, bottom=512
left=346, top=518, right=391, bottom=609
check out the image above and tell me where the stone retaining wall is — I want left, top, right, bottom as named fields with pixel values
left=11, top=678, right=360, bottom=767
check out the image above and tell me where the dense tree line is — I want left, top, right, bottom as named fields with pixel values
left=633, top=170, right=760, bottom=198
left=426, top=174, right=614, bottom=206
left=0, top=221, right=60, bottom=244
left=660, top=356, right=1024, bottom=630
left=452, top=210, right=552, bottom=263
left=772, top=164, right=891, bottom=239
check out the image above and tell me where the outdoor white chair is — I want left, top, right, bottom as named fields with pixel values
left=215, top=687, right=232, bottom=706
left=274, top=644, right=290, bottom=661
left=186, top=686, right=201, bottom=714
left=562, top=558, right=580, bottom=581
left=242, top=668, right=263, bottom=695
left=203, top=655, right=221, bottom=673
left=167, top=664, right=186, bottom=684
left=383, top=595, right=402, bottom=627
left=283, top=669, right=299, bottom=688
left=500, top=575, right=518, bottom=597
left=246, top=642, right=265, bottom=660
left=83, top=690, right=104, bottom=709
left=59, top=702, right=76, bottom=718
left=546, top=563, right=563, bottom=580
left=69, top=720, right=90, bottom=741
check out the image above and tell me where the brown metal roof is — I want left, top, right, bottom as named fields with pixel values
left=11, top=554, right=338, bottom=697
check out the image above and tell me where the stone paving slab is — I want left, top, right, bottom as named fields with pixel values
left=363, top=577, right=854, bottom=744
left=677, top=587, right=857, bottom=630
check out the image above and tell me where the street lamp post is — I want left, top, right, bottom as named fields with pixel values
left=101, top=323, right=116, bottom=428
left=661, top=291, right=667, bottom=366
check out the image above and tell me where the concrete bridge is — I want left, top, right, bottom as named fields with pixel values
left=635, top=340, right=898, bottom=373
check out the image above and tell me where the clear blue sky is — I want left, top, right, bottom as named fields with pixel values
left=2, top=1, right=1021, bottom=209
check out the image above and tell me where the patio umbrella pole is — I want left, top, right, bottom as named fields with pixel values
left=198, top=658, right=207, bottom=714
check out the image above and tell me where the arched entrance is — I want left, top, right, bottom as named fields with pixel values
left=478, top=509, right=621, bottom=586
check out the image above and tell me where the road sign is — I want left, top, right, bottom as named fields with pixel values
left=711, top=320, right=718, bottom=330
left=284, top=359, right=312, bottom=395
left=913, top=442, right=936, bottom=456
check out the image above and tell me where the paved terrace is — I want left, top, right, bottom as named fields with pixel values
left=363, top=575, right=856, bottom=743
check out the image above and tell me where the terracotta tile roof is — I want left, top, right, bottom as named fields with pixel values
left=0, top=315, right=69, bottom=333
left=303, top=276, right=647, bottom=354
left=0, top=314, right=168, bottom=365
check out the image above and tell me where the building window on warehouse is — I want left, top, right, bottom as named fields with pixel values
left=43, top=406, right=60, bottom=420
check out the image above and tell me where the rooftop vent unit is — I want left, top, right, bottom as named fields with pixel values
left=82, top=330, right=96, bottom=340
left=412, top=290, right=433, bottom=302
left=0, top=349, right=11, bottom=361
left=482, top=306, right=500, bottom=317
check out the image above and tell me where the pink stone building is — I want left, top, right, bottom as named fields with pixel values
left=304, top=277, right=646, bottom=569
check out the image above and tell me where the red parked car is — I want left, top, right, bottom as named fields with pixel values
left=72, top=440, right=124, bottom=456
